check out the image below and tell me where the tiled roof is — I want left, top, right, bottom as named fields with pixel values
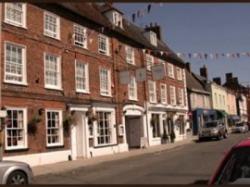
left=56, top=3, right=184, bottom=64
left=185, top=70, right=210, bottom=94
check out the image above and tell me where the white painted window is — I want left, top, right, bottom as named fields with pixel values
left=74, top=24, right=87, bottom=48
left=146, top=54, right=154, bottom=71
left=177, top=88, right=184, bottom=106
left=176, top=67, right=183, bottom=81
left=113, top=12, right=123, bottom=28
left=160, top=84, right=167, bottom=104
left=100, top=68, right=111, bottom=96
left=4, top=3, right=26, bottom=28
left=96, top=112, right=112, bottom=145
left=150, top=31, right=157, bottom=46
left=98, top=34, right=109, bottom=56
left=125, top=45, right=135, bottom=65
left=46, top=110, right=63, bottom=147
left=44, top=53, right=62, bottom=90
left=148, top=80, right=157, bottom=103
left=5, top=108, right=27, bottom=150
left=75, top=60, right=89, bottom=93
left=168, top=63, right=175, bottom=79
left=4, top=42, right=27, bottom=85
left=44, top=12, right=60, bottom=39
left=151, top=114, right=160, bottom=138
left=128, top=76, right=137, bottom=100
left=170, top=86, right=176, bottom=105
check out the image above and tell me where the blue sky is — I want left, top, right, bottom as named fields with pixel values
left=115, top=3, right=250, bottom=86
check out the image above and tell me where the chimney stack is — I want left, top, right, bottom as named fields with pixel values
left=213, top=77, right=221, bottom=85
left=226, top=73, right=233, bottom=83
left=145, top=22, right=163, bottom=41
left=186, top=62, right=191, bottom=72
left=200, top=65, right=208, bottom=79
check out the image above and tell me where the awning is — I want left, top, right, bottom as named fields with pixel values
left=216, top=110, right=227, bottom=119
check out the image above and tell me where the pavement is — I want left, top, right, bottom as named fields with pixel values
left=32, top=135, right=197, bottom=177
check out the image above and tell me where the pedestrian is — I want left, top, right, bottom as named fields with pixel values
left=170, top=131, right=176, bottom=143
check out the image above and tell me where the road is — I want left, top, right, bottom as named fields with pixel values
left=33, top=133, right=250, bottom=184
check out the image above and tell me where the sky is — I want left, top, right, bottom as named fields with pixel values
left=115, top=3, right=250, bottom=86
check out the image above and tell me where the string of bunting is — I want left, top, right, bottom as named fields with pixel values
left=131, top=3, right=164, bottom=22
left=176, top=52, right=250, bottom=60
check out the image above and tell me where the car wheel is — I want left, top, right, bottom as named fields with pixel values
left=217, top=134, right=222, bottom=140
left=6, top=170, right=28, bottom=185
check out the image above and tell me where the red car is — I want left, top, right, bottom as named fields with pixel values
left=209, top=138, right=250, bottom=185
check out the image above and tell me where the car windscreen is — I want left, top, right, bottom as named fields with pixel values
left=215, top=147, right=250, bottom=185
left=236, top=123, right=244, bottom=127
left=205, top=122, right=218, bottom=128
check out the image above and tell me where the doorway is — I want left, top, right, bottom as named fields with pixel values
left=125, top=116, right=143, bottom=149
left=74, top=112, right=87, bottom=159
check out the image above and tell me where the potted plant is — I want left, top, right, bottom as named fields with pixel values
left=63, top=112, right=74, bottom=136
left=28, top=115, right=41, bottom=135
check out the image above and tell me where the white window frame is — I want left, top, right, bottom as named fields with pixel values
left=113, top=11, right=123, bottom=28
left=148, top=80, right=157, bottom=103
left=177, top=88, right=184, bottom=106
left=5, top=107, right=28, bottom=151
left=4, top=41, right=27, bottom=85
left=128, top=76, right=137, bottom=101
left=98, top=34, right=110, bottom=56
left=160, top=83, right=167, bottom=104
left=44, top=11, right=60, bottom=40
left=146, top=54, right=154, bottom=71
left=149, top=31, right=157, bottom=46
left=168, top=63, right=175, bottom=79
left=75, top=60, right=89, bottom=93
left=4, top=3, right=27, bottom=28
left=176, top=67, right=183, bottom=81
left=44, top=53, right=62, bottom=90
left=170, top=85, right=176, bottom=105
left=73, top=24, right=87, bottom=49
left=99, top=68, right=112, bottom=97
left=46, top=109, right=64, bottom=147
left=125, top=45, right=135, bottom=65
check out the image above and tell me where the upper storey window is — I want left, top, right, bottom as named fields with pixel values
left=4, top=3, right=26, bottom=28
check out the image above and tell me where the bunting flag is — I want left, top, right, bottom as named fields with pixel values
left=132, top=13, right=136, bottom=22
left=175, top=51, right=250, bottom=60
left=147, top=4, right=151, bottom=13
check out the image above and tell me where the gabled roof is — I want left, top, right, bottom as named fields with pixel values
left=185, top=69, right=210, bottom=95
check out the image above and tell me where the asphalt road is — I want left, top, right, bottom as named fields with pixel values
left=33, top=132, right=250, bottom=184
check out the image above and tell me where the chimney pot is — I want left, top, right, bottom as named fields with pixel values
left=186, top=62, right=191, bottom=72
left=200, top=65, right=208, bottom=79
left=213, top=77, right=221, bottom=85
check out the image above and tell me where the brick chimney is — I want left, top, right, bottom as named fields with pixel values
left=186, top=62, right=191, bottom=72
left=200, top=65, right=208, bottom=79
left=145, top=22, right=163, bottom=41
left=213, top=77, right=221, bottom=85
left=225, top=73, right=233, bottom=83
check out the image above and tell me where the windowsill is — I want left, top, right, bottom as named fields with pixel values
left=168, top=76, right=175, bottom=79
left=94, top=143, right=117, bottom=148
left=98, top=51, right=111, bottom=57
left=129, top=98, right=138, bottom=101
left=46, top=144, right=64, bottom=149
left=45, top=85, right=63, bottom=91
left=152, top=137, right=161, bottom=140
left=150, top=101, right=157, bottom=104
left=76, top=90, right=90, bottom=94
left=4, top=80, right=28, bottom=87
left=5, top=147, right=28, bottom=152
left=44, top=33, right=61, bottom=41
left=74, top=44, right=88, bottom=50
left=100, top=93, right=112, bottom=98
left=4, top=20, right=27, bottom=29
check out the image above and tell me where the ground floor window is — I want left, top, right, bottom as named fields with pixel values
left=96, top=112, right=112, bottom=145
left=151, top=114, right=161, bottom=138
left=46, top=110, right=63, bottom=147
left=5, top=108, right=27, bottom=150
left=176, top=115, right=185, bottom=135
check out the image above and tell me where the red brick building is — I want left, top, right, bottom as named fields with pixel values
left=0, top=3, right=188, bottom=166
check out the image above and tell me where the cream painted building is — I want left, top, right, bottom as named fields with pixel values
left=210, top=82, right=228, bottom=112
left=226, top=90, right=237, bottom=115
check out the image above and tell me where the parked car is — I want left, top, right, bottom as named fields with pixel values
left=198, top=120, right=228, bottom=141
left=209, top=138, right=250, bottom=185
left=232, top=122, right=249, bottom=133
left=0, top=161, right=33, bottom=184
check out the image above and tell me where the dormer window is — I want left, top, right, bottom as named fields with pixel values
left=113, top=11, right=123, bottom=28
left=150, top=31, right=157, bottom=46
